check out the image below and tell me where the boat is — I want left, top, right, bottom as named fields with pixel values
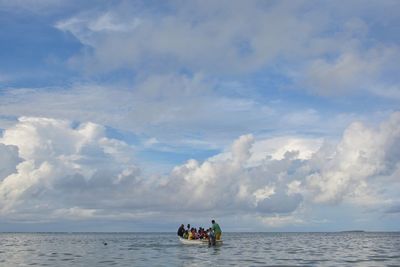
left=178, top=237, right=223, bottom=245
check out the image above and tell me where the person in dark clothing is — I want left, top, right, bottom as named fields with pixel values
left=208, top=228, right=216, bottom=246
left=177, top=224, right=185, bottom=237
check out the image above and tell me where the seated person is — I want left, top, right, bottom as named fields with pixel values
left=183, top=230, right=188, bottom=239
left=188, top=228, right=195, bottom=240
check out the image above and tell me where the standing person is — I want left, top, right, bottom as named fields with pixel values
left=211, top=219, right=222, bottom=240
left=177, top=224, right=185, bottom=237
left=207, top=228, right=216, bottom=246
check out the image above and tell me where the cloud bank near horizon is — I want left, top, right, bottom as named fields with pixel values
left=1, top=113, right=399, bottom=228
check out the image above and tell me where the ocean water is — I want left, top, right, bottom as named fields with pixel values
left=0, top=232, right=399, bottom=266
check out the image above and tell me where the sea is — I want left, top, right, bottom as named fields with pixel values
left=0, top=232, right=399, bottom=266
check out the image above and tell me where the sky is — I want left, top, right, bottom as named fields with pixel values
left=0, top=0, right=399, bottom=232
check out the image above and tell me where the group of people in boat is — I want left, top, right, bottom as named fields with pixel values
left=177, top=220, right=222, bottom=245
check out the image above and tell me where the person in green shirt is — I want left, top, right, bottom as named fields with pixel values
left=211, top=219, right=222, bottom=240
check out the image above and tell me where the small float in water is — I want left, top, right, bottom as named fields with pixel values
left=178, top=237, right=223, bottom=245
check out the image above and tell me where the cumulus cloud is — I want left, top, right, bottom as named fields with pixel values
left=305, top=112, right=400, bottom=208
left=1, top=113, right=399, bottom=228
left=0, top=143, right=21, bottom=181
left=248, top=136, right=323, bottom=163
left=0, top=117, right=139, bottom=217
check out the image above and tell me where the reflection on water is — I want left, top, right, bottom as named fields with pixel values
left=0, top=232, right=399, bottom=266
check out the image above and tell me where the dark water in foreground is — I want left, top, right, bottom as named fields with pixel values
left=0, top=232, right=399, bottom=266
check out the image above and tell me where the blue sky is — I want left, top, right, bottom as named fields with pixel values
left=0, top=0, right=399, bottom=232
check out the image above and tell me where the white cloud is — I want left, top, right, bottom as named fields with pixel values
left=0, top=143, right=20, bottom=181
left=143, top=137, right=159, bottom=148
left=302, top=47, right=400, bottom=96
left=0, top=113, right=399, bottom=228
left=87, top=12, right=141, bottom=33
left=306, top=112, right=400, bottom=204
left=51, top=0, right=400, bottom=101
left=0, top=117, right=139, bottom=217
left=249, top=136, right=323, bottom=163
left=0, top=75, right=282, bottom=148
left=54, top=1, right=321, bottom=74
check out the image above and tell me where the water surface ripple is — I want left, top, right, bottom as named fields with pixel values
left=0, top=232, right=399, bottom=266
